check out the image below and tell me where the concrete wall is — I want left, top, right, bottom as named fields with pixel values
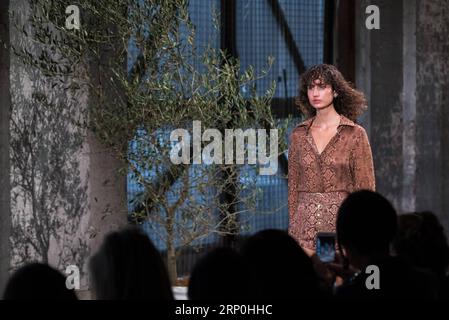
left=4, top=0, right=128, bottom=291
left=355, top=0, right=449, bottom=233
left=0, top=0, right=11, bottom=294
left=415, top=0, right=449, bottom=228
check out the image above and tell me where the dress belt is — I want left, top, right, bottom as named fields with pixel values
left=297, top=191, right=348, bottom=194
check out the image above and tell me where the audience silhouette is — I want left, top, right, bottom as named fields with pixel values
left=3, top=263, right=78, bottom=300
left=335, top=190, right=437, bottom=299
left=89, top=227, right=174, bottom=300
left=241, top=229, right=326, bottom=299
left=188, top=246, right=254, bottom=300
left=4, top=191, right=448, bottom=301
left=393, top=211, right=449, bottom=299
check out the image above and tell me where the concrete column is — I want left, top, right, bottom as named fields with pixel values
left=415, top=0, right=449, bottom=229
left=6, top=0, right=128, bottom=292
left=0, top=0, right=11, bottom=294
left=85, top=132, right=128, bottom=258
left=355, top=0, right=372, bottom=134
left=363, top=0, right=405, bottom=210
left=355, top=0, right=449, bottom=234
left=402, top=0, right=417, bottom=213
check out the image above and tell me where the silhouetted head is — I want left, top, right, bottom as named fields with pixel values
left=188, top=247, right=253, bottom=300
left=3, top=263, right=78, bottom=300
left=241, top=229, right=321, bottom=299
left=393, top=211, right=449, bottom=276
left=89, top=227, right=173, bottom=300
left=337, top=190, right=397, bottom=266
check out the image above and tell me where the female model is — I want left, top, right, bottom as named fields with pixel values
left=288, top=64, right=375, bottom=255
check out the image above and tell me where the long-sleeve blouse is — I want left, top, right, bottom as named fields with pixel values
left=288, top=114, right=375, bottom=249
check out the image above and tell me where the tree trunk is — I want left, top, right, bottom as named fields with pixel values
left=166, top=210, right=177, bottom=284
left=219, top=0, right=239, bottom=248
left=86, top=7, right=129, bottom=258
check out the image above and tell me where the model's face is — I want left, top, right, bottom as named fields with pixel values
left=307, top=78, right=334, bottom=109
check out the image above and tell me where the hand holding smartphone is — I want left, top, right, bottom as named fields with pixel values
left=316, top=232, right=336, bottom=263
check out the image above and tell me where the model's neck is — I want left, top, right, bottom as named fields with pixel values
left=314, top=105, right=340, bottom=125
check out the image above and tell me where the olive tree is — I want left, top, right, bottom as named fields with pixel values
left=12, top=0, right=288, bottom=282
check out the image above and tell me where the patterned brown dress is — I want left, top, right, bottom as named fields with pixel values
left=288, top=115, right=375, bottom=250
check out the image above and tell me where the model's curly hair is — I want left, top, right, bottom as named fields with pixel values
left=296, top=64, right=367, bottom=121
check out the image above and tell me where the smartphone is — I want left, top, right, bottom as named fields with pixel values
left=316, top=232, right=336, bottom=263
